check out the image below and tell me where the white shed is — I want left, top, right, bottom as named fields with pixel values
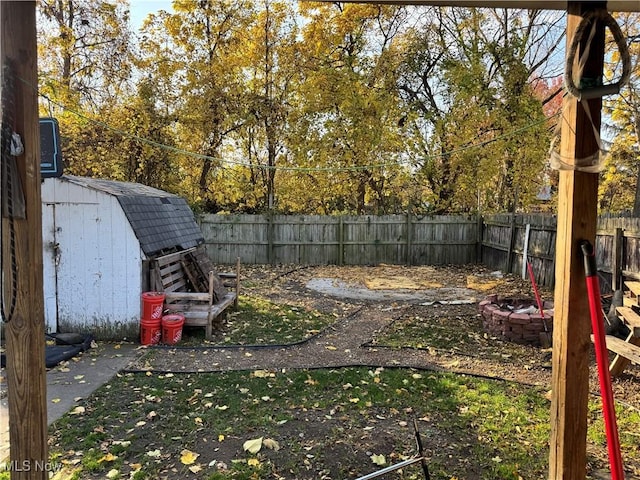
left=41, top=175, right=204, bottom=339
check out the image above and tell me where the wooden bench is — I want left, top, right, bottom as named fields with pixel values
left=151, top=248, right=240, bottom=340
left=604, top=281, right=640, bottom=377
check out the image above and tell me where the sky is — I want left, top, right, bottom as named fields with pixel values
left=129, top=0, right=173, bottom=30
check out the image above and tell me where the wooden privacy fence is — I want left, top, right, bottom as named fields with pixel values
left=199, top=214, right=479, bottom=266
left=481, top=214, right=640, bottom=289
left=199, top=213, right=640, bottom=290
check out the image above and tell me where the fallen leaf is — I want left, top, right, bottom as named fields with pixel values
left=263, top=438, right=280, bottom=451
left=243, top=437, right=263, bottom=454
left=146, top=449, right=162, bottom=458
left=188, top=465, right=202, bottom=473
left=51, top=398, right=61, bottom=403
left=325, top=345, right=337, bottom=351
left=370, top=454, right=386, bottom=466
left=74, top=375, right=85, bottom=380
left=98, top=453, right=118, bottom=463
left=135, top=421, right=146, bottom=427
left=215, top=405, right=229, bottom=410
left=70, top=406, right=85, bottom=415
left=218, top=434, right=225, bottom=442
left=106, top=468, right=119, bottom=479
left=147, top=411, right=157, bottom=420
left=180, top=449, right=199, bottom=465
left=247, top=458, right=260, bottom=467
left=194, top=417, right=203, bottom=425
left=349, top=398, right=360, bottom=403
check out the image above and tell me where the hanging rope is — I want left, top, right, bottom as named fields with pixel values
left=551, top=10, right=632, bottom=173
left=1, top=60, right=20, bottom=323
left=564, top=9, right=631, bottom=101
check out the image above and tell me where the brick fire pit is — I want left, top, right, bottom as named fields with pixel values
left=478, top=295, right=554, bottom=346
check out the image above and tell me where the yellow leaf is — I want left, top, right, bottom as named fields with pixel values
left=98, top=453, right=118, bottom=463
left=51, top=398, right=61, bottom=403
left=106, top=468, right=119, bottom=479
left=180, top=449, right=199, bottom=465
left=218, top=434, right=225, bottom=442
left=263, top=438, right=280, bottom=451
left=247, top=458, right=260, bottom=467
left=349, top=398, right=360, bottom=403
left=215, top=405, right=229, bottom=410
left=146, top=449, right=161, bottom=458
left=243, top=437, right=263, bottom=454
left=370, top=454, right=386, bottom=466
left=325, top=345, right=337, bottom=351
left=70, top=406, right=85, bottom=415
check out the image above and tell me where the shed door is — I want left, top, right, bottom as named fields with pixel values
left=43, top=202, right=102, bottom=332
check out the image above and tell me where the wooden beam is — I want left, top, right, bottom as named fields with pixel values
left=1, top=1, right=49, bottom=478
left=548, top=2, right=606, bottom=479
left=311, top=0, right=640, bottom=12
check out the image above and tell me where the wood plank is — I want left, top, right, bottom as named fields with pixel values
left=609, top=331, right=640, bottom=377
left=603, top=335, right=640, bottom=365
left=615, top=307, right=640, bottom=336
left=623, top=296, right=637, bottom=308
left=1, top=2, right=49, bottom=477
left=548, top=3, right=605, bottom=480
left=624, top=281, right=640, bottom=297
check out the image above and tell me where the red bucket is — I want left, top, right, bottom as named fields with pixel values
left=141, top=291, right=165, bottom=321
left=140, top=317, right=162, bottom=345
left=162, top=314, right=185, bottom=345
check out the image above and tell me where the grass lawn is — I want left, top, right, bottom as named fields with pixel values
left=12, top=290, right=638, bottom=480
left=47, top=368, right=552, bottom=480
left=179, top=296, right=338, bottom=346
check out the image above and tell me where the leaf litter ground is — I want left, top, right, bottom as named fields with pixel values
left=47, top=264, right=640, bottom=480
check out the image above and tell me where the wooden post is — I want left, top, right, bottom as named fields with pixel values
left=1, top=1, right=49, bottom=478
left=549, top=2, right=606, bottom=479
left=505, top=212, right=517, bottom=274
left=406, top=211, right=412, bottom=266
left=612, top=227, right=623, bottom=291
left=338, top=216, right=344, bottom=266
left=476, top=214, right=483, bottom=264
left=267, top=212, right=274, bottom=264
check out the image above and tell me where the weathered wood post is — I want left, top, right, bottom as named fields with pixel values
left=549, top=2, right=606, bottom=479
left=1, top=1, right=49, bottom=478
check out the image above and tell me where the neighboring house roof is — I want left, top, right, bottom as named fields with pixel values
left=61, top=175, right=204, bottom=256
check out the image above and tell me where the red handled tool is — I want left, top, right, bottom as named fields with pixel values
left=581, top=240, right=624, bottom=480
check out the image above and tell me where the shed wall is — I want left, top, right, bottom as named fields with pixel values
left=41, top=178, right=143, bottom=339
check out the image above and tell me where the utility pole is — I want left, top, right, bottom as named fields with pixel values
left=1, top=2, right=49, bottom=478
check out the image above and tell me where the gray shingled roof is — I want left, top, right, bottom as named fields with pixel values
left=63, top=175, right=204, bottom=257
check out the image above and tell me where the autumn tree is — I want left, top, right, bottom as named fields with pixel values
left=139, top=0, right=253, bottom=207
left=397, top=7, right=563, bottom=214
left=37, top=0, right=133, bottom=108
left=287, top=2, right=411, bottom=214
left=602, top=12, right=640, bottom=215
